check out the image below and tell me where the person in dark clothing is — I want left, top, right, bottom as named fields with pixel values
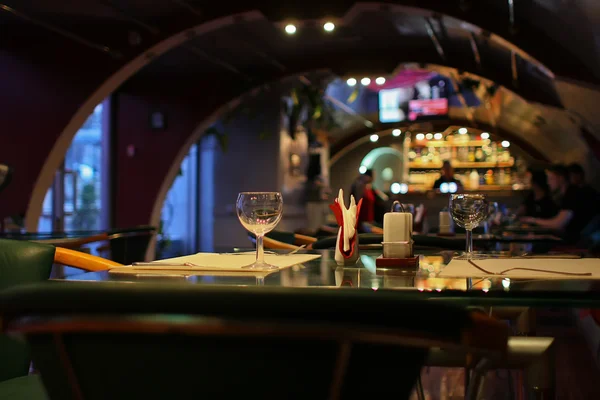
left=567, top=163, right=599, bottom=202
left=521, top=164, right=595, bottom=243
left=517, top=169, right=558, bottom=219
left=433, top=161, right=463, bottom=191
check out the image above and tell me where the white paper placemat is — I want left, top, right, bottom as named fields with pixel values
left=114, top=252, right=321, bottom=273
left=439, top=258, right=600, bottom=279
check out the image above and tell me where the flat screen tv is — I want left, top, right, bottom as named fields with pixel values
left=378, top=74, right=450, bottom=123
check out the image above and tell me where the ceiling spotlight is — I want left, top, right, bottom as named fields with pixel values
left=359, top=165, right=367, bottom=174
left=425, top=133, right=433, bottom=140
left=501, top=140, right=510, bottom=148
left=370, top=134, right=379, bottom=142
left=323, top=22, right=335, bottom=32
left=458, top=127, right=468, bottom=135
left=361, top=77, right=371, bottom=86
left=392, top=129, right=401, bottom=137
left=346, top=78, right=357, bottom=87
left=434, top=133, right=443, bottom=140
left=415, top=133, right=425, bottom=140
left=480, top=132, right=490, bottom=139
left=390, top=183, right=401, bottom=195
left=285, top=24, right=297, bottom=34
left=375, top=77, right=386, bottom=85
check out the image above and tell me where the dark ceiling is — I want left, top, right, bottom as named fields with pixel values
left=1, top=1, right=599, bottom=108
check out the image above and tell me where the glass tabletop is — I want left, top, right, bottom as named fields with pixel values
left=63, top=249, right=600, bottom=307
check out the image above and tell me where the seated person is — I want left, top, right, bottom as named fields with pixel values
left=568, top=162, right=599, bottom=202
left=521, top=164, right=595, bottom=243
left=433, top=161, right=463, bottom=191
left=517, top=169, right=558, bottom=219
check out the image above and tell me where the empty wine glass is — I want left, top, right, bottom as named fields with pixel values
left=236, top=192, right=283, bottom=270
left=449, top=194, right=489, bottom=259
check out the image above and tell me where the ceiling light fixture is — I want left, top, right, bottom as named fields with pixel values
left=361, top=77, right=371, bottom=86
left=284, top=24, right=297, bottom=34
left=346, top=78, right=357, bottom=87
left=392, top=129, right=401, bottom=137
left=323, top=22, right=335, bottom=32
left=480, top=132, right=490, bottom=139
left=415, top=133, right=425, bottom=140
left=434, top=133, right=443, bottom=140
left=375, top=77, right=386, bottom=85
left=501, top=140, right=510, bottom=148
left=370, top=134, right=379, bottom=142
left=458, top=127, right=468, bottom=134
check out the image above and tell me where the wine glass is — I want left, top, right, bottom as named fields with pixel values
left=236, top=192, right=283, bottom=270
left=449, top=194, right=489, bottom=259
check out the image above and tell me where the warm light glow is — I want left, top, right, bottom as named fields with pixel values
left=501, top=140, right=510, bottom=148
left=434, top=133, right=443, bottom=140
left=369, top=134, right=379, bottom=142
left=392, top=129, right=401, bottom=137
left=390, top=182, right=401, bottom=194
left=284, top=24, right=297, bottom=34
left=415, top=133, right=425, bottom=140
left=375, top=77, right=386, bottom=85
left=458, top=127, right=468, bottom=135
left=425, top=133, right=433, bottom=140
left=480, top=132, right=490, bottom=139
left=323, top=22, right=335, bottom=32
left=346, top=77, right=357, bottom=87
left=361, top=77, right=371, bottom=86
left=502, top=278, right=511, bottom=289
left=359, top=165, right=367, bottom=174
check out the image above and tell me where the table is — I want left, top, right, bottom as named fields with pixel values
left=64, top=249, right=600, bottom=308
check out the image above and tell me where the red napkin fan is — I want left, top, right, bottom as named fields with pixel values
left=329, top=197, right=363, bottom=261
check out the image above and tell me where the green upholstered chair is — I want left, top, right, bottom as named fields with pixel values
left=0, top=283, right=507, bottom=400
left=0, top=239, right=54, bottom=399
left=0, top=239, right=122, bottom=399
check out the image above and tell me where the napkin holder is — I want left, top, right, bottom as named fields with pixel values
left=330, top=190, right=362, bottom=266
left=377, top=201, right=419, bottom=269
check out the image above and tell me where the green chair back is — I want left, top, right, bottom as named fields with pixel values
left=0, top=239, right=55, bottom=382
left=0, top=283, right=498, bottom=400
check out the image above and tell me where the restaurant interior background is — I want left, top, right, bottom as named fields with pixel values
left=3, top=0, right=600, bottom=257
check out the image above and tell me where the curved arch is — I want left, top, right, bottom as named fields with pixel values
left=359, top=147, right=403, bottom=169
left=24, top=11, right=266, bottom=231
left=22, top=2, right=572, bottom=230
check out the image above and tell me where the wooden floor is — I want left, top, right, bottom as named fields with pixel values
left=412, top=310, right=600, bottom=399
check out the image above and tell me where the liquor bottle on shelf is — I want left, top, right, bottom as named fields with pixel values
left=475, top=147, right=485, bottom=162
left=490, top=143, right=498, bottom=163
left=484, top=169, right=494, bottom=185
left=469, top=170, right=480, bottom=190
left=467, top=147, right=475, bottom=162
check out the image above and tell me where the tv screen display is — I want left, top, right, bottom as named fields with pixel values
left=378, top=75, right=449, bottom=123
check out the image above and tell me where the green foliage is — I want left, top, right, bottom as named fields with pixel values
left=73, top=183, right=99, bottom=230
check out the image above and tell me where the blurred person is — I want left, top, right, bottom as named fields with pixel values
left=568, top=163, right=599, bottom=201
left=516, top=169, right=558, bottom=219
left=521, top=164, right=595, bottom=243
left=432, top=161, right=463, bottom=191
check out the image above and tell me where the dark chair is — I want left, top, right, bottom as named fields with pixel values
left=0, top=283, right=508, bottom=400
left=0, top=164, right=12, bottom=195
left=106, top=226, right=156, bottom=264
left=0, top=240, right=54, bottom=399
left=0, top=239, right=123, bottom=399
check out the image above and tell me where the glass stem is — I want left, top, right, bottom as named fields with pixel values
left=256, top=234, right=265, bottom=264
left=466, top=229, right=473, bottom=254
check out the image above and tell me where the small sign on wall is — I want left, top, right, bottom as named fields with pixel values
left=149, top=111, right=167, bottom=131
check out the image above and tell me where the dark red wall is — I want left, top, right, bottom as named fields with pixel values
left=113, top=92, right=201, bottom=227
left=0, top=42, right=116, bottom=220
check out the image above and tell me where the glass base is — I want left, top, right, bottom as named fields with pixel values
left=241, top=261, right=279, bottom=271
left=455, top=252, right=489, bottom=261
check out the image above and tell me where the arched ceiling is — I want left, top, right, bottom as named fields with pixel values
left=2, top=1, right=599, bottom=84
